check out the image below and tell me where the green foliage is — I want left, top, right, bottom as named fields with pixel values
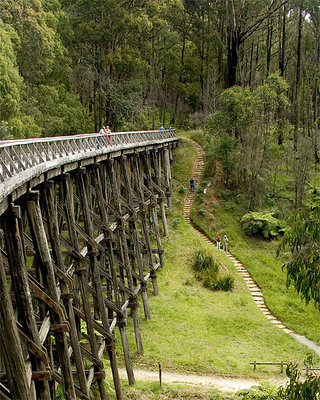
left=193, top=250, right=234, bottom=291
left=212, top=275, right=234, bottom=291
left=0, top=0, right=89, bottom=137
left=0, top=21, right=22, bottom=137
left=172, top=217, right=181, bottom=229
left=277, top=361, right=320, bottom=399
left=178, top=186, right=186, bottom=194
left=241, top=211, right=284, bottom=239
left=121, top=380, right=234, bottom=399
left=205, top=133, right=238, bottom=188
left=277, top=203, right=320, bottom=309
left=23, top=83, right=91, bottom=136
left=236, top=381, right=279, bottom=399
left=194, top=249, right=215, bottom=271
left=205, top=74, right=291, bottom=209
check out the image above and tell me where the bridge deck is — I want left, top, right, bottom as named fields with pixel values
left=0, top=129, right=177, bottom=215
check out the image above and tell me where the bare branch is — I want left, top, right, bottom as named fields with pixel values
left=240, top=0, right=290, bottom=44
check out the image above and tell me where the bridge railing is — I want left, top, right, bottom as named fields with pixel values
left=0, top=129, right=176, bottom=184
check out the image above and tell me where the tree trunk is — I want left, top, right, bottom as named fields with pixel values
left=279, top=4, right=286, bottom=77
left=227, top=29, right=240, bottom=88
left=293, top=4, right=303, bottom=152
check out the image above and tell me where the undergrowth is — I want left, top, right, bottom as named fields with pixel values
left=193, top=249, right=234, bottom=291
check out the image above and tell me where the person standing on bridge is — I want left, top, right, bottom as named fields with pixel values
left=97, top=126, right=105, bottom=149
left=105, top=125, right=111, bottom=145
left=160, top=125, right=165, bottom=131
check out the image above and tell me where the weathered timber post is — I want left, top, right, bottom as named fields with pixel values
left=151, top=150, right=169, bottom=237
left=26, top=190, right=76, bottom=400
left=108, top=158, right=144, bottom=357
left=91, top=163, right=135, bottom=393
left=132, top=155, right=159, bottom=295
left=142, top=152, right=165, bottom=269
left=91, top=165, right=121, bottom=320
left=62, top=175, right=82, bottom=336
left=61, top=174, right=112, bottom=400
left=41, top=181, right=89, bottom=397
left=0, top=247, right=33, bottom=399
left=2, top=204, right=51, bottom=399
left=76, top=167, right=121, bottom=399
left=121, top=155, right=151, bottom=320
left=162, top=148, right=172, bottom=210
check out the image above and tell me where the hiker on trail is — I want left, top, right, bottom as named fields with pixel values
left=190, top=178, right=195, bottom=193
left=223, top=235, right=229, bottom=252
left=216, top=235, right=221, bottom=249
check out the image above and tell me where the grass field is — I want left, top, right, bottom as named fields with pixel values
left=120, top=381, right=234, bottom=399
left=115, top=133, right=319, bottom=388
left=186, top=131, right=320, bottom=346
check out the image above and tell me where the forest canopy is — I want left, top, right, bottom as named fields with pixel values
left=0, top=0, right=319, bottom=156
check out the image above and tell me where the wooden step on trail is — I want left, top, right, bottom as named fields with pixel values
left=182, top=137, right=320, bottom=357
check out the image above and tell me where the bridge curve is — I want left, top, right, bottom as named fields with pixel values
left=0, top=130, right=178, bottom=399
left=0, top=129, right=177, bottom=215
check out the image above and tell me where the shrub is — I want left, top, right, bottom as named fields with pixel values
left=193, top=250, right=233, bottom=291
left=236, top=381, right=279, bottom=399
left=194, top=250, right=215, bottom=271
left=202, top=268, right=219, bottom=288
left=172, top=217, right=180, bottom=229
left=240, top=211, right=284, bottom=239
left=277, top=360, right=320, bottom=400
left=212, top=275, right=234, bottom=291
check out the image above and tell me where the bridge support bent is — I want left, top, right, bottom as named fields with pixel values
left=0, top=142, right=176, bottom=399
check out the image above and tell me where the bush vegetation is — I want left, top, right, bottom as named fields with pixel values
left=240, top=211, right=284, bottom=239
left=193, top=250, right=234, bottom=291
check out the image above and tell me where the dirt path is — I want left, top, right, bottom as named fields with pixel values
left=118, top=367, right=283, bottom=393
left=183, top=137, right=320, bottom=357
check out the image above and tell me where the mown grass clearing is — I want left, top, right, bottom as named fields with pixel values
left=115, top=134, right=318, bottom=381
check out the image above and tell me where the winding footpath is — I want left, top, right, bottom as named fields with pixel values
left=183, top=138, right=320, bottom=357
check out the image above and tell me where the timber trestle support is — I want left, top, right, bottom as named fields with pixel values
left=0, top=132, right=178, bottom=400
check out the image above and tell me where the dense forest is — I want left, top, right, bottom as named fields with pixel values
left=1, top=0, right=320, bottom=210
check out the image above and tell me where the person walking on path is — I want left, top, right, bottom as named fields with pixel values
left=223, top=235, right=229, bottom=252
left=190, top=178, right=195, bottom=193
left=216, top=235, right=221, bottom=249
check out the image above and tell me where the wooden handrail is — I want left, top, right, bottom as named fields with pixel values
left=0, top=129, right=177, bottom=207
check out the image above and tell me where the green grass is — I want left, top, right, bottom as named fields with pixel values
left=187, top=132, right=320, bottom=346
left=119, top=380, right=234, bottom=399
left=115, top=133, right=319, bottom=383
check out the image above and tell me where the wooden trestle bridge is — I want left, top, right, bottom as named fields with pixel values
left=0, top=130, right=178, bottom=399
